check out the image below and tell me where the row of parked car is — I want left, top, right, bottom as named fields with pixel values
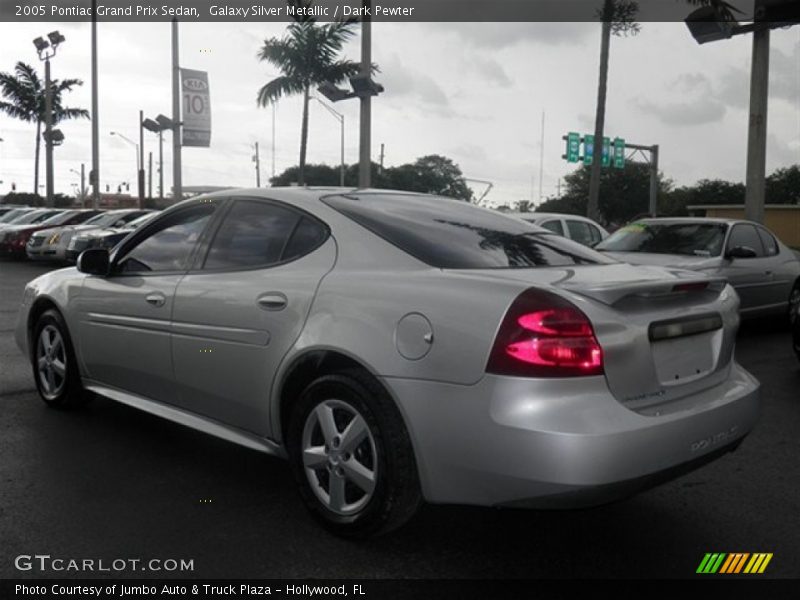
left=14, top=187, right=799, bottom=537
left=0, top=205, right=157, bottom=263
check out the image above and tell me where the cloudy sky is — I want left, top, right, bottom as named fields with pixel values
left=0, top=18, right=798, bottom=207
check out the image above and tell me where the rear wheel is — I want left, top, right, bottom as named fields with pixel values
left=32, top=309, right=89, bottom=409
left=287, top=372, right=421, bottom=538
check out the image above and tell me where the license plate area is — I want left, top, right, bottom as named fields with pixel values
left=652, top=329, right=721, bottom=385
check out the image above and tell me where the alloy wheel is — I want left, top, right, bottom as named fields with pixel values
left=36, top=325, right=67, bottom=401
left=301, top=399, right=378, bottom=516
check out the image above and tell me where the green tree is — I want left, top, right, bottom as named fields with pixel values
left=257, top=0, right=362, bottom=186
left=383, top=155, right=474, bottom=201
left=559, top=163, right=672, bottom=225
left=766, top=165, right=800, bottom=205
left=0, top=61, right=89, bottom=194
left=269, top=154, right=474, bottom=201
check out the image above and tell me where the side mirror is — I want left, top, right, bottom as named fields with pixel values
left=726, top=246, right=758, bottom=260
left=77, top=248, right=110, bottom=276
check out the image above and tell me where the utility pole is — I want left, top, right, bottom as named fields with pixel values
left=587, top=11, right=611, bottom=222
left=44, top=58, right=54, bottom=206
left=171, top=18, right=182, bottom=202
left=158, top=128, right=164, bottom=200
left=649, top=144, right=659, bottom=216
left=254, top=142, right=261, bottom=187
left=744, top=26, right=770, bottom=223
left=271, top=103, right=276, bottom=180
left=91, top=4, right=100, bottom=209
left=539, top=111, right=545, bottom=202
left=379, top=143, right=385, bottom=172
left=148, top=151, right=153, bottom=200
left=138, top=110, right=145, bottom=209
left=80, top=163, right=86, bottom=205
left=358, top=1, right=372, bottom=188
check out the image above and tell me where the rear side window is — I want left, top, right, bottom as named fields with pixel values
left=204, top=199, right=327, bottom=270
left=566, top=220, right=596, bottom=246
left=727, top=224, right=765, bottom=257
left=323, top=193, right=613, bottom=269
left=538, top=219, right=564, bottom=236
left=756, top=227, right=779, bottom=256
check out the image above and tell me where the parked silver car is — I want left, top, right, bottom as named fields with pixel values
left=16, top=189, right=759, bottom=537
left=595, top=218, right=800, bottom=319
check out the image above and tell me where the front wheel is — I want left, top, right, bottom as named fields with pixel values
left=31, top=309, right=89, bottom=409
left=287, top=372, right=421, bottom=538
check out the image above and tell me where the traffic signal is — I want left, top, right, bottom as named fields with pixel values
left=583, top=135, right=594, bottom=166
left=601, top=137, right=611, bottom=167
left=613, top=138, right=625, bottom=169
left=565, top=132, right=580, bottom=163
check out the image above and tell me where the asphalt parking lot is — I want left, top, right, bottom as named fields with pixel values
left=1, top=259, right=798, bottom=579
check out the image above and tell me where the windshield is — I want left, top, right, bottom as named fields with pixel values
left=596, top=221, right=728, bottom=257
left=82, top=211, right=132, bottom=227
left=6, top=210, right=61, bottom=225
left=323, top=193, right=615, bottom=269
left=0, top=209, right=33, bottom=223
left=38, top=211, right=81, bottom=226
left=126, top=213, right=158, bottom=229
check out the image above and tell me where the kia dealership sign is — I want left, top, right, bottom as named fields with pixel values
left=181, top=69, right=211, bottom=147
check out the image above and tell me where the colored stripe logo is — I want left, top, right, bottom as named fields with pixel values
left=697, top=553, right=773, bottom=574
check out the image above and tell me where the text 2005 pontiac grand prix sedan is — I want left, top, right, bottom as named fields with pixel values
left=16, top=188, right=759, bottom=537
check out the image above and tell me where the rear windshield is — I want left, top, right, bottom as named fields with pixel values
left=323, top=193, right=614, bottom=269
left=596, top=221, right=728, bottom=257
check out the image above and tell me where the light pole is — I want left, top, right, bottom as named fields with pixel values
left=142, top=117, right=166, bottom=200
left=109, top=131, right=139, bottom=195
left=317, top=2, right=384, bottom=189
left=70, top=165, right=86, bottom=205
left=33, top=30, right=65, bottom=208
left=253, top=142, right=261, bottom=187
left=685, top=2, right=800, bottom=223
left=312, top=96, right=345, bottom=187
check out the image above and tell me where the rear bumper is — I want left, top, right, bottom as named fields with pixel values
left=384, top=362, right=759, bottom=507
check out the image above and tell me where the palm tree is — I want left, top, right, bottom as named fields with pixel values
left=586, top=0, right=738, bottom=222
left=0, top=61, right=89, bottom=195
left=257, top=0, right=361, bottom=185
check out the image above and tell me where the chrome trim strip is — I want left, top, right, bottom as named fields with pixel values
left=84, top=380, right=286, bottom=458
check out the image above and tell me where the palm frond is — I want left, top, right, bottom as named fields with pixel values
left=257, top=75, right=305, bottom=106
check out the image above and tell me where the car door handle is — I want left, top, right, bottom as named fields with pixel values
left=257, top=293, right=288, bottom=311
left=145, top=292, right=166, bottom=307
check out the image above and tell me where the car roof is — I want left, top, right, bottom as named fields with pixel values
left=633, top=217, right=743, bottom=226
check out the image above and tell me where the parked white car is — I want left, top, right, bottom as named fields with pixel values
left=513, top=212, right=608, bottom=247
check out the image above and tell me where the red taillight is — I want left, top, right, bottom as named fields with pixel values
left=672, top=282, right=708, bottom=293
left=487, top=289, right=604, bottom=377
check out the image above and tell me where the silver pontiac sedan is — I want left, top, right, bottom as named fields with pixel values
left=16, top=189, right=759, bottom=537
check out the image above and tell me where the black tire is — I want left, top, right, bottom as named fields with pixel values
left=287, top=371, right=422, bottom=538
left=31, top=309, right=89, bottom=409
left=789, top=282, right=800, bottom=326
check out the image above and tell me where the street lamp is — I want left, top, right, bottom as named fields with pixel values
left=110, top=131, right=140, bottom=199
left=317, top=4, right=384, bottom=188
left=143, top=117, right=166, bottom=200
left=685, top=1, right=800, bottom=223
left=33, top=30, right=65, bottom=208
left=311, top=96, right=345, bottom=187
left=70, top=166, right=87, bottom=204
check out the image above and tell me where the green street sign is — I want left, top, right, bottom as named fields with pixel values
left=601, top=137, right=611, bottom=167
left=566, top=132, right=581, bottom=163
left=613, top=137, right=625, bottom=168
left=583, top=134, right=594, bottom=165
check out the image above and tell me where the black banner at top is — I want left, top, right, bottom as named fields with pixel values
left=0, top=0, right=769, bottom=23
